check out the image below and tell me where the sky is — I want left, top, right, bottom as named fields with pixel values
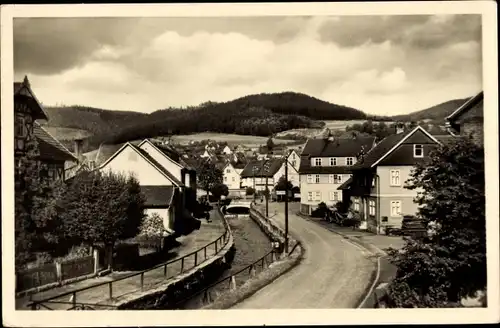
left=13, top=15, right=482, bottom=116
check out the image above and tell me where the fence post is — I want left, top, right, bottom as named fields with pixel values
left=72, top=291, right=77, bottom=308
left=230, top=276, right=237, bottom=290
left=194, top=252, right=198, bottom=267
left=204, top=246, right=207, bottom=260
left=164, top=263, right=167, bottom=277
left=56, top=261, right=62, bottom=283
left=93, top=248, right=99, bottom=275
left=141, top=272, right=144, bottom=291
left=109, top=282, right=113, bottom=300
left=181, top=258, right=184, bottom=273
left=215, top=241, right=218, bottom=254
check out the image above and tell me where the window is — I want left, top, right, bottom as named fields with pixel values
left=315, top=174, right=320, bottom=183
left=291, top=160, right=296, bottom=167
left=226, top=168, right=231, bottom=173
left=330, top=191, right=339, bottom=201
left=292, top=153, right=296, bottom=159
left=307, top=175, right=312, bottom=183
left=15, top=115, right=25, bottom=137
left=354, top=198, right=360, bottom=211
left=414, top=144, right=424, bottom=158
left=314, top=191, right=321, bottom=201
left=307, top=192, right=313, bottom=201
left=334, top=174, right=342, bottom=184
left=346, top=157, right=354, bottom=166
left=390, top=170, right=401, bottom=186
left=371, top=177, right=376, bottom=187
left=391, top=201, right=402, bottom=217
left=329, top=158, right=337, bottom=166
left=329, top=174, right=334, bottom=184
left=232, top=177, right=236, bottom=182
left=224, top=176, right=228, bottom=182
left=314, top=158, right=322, bottom=166
left=369, top=200, right=376, bottom=216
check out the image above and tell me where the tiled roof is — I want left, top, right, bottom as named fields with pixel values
left=14, top=78, right=48, bottom=120
left=301, top=136, right=375, bottom=157
left=141, top=185, right=175, bottom=207
left=130, top=144, right=184, bottom=187
left=240, top=158, right=284, bottom=178
left=148, top=140, right=195, bottom=171
left=434, top=134, right=455, bottom=145
left=351, top=132, right=410, bottom=170
left=446, top=91, right=484, bottom=123
left=337, top=177, right=353, bottom=190
left=33, top=122, right=77, bottom=162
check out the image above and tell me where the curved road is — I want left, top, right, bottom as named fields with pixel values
left=232, top=203, right=376, bottom=309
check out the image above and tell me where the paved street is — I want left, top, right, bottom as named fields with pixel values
left=232, top=202, right=376, bottom=309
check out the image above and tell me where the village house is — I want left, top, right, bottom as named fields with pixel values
left=240, top=155, right=299, bottom=192
left=222, top=145, right=233, bottom=155
left=445, top=91, right=484, bottom=145
left=222, top=160, right=246, bottom=196
left=97, top=139, right=196, bottom=236
left=14, top=76, right=78, bottom=181
left=299, top=135, right=376, bottom=215
left=341, top=126, right=444, bottom=234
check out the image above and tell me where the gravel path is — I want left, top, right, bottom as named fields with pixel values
left=232, top=202, right=376, bottom=309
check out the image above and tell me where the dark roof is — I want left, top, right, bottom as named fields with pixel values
left=33, top=122, right=77, bottom=162
left=446, top=91, right=484, bottom=123
left=141, top=185, right=175, bottom=207
left=298, top=136, right=375, bottom=174
left=14, top=78, right=48, bottom=120
left=434, top=134, right=455, bottom=145
left=337, top=177, right=353, bottom=190
left=240, top=158, right=284, bottom=178
left=232, top=161, right=246, bottom=169
left=149, top=140, right=195, bottom=171
left=129, top=144, right=184, bottom=187
left=301, top=136, right=375, bottom=157
left=351, top=132, right=410, bottom=170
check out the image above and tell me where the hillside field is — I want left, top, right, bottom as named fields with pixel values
left=170, top=132, right=298, bottom=147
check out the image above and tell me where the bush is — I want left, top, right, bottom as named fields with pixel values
left=311, top=202, right=331, bottom=218
left=246, top=187, right=256, bottom=196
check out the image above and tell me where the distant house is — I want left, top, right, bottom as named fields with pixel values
left=445, top=91, right=484, bottom=145
left=97, top=141, right=188, bottom=236
left=344, top=126, right=444, bottom=233
left=14, top=76, right=77, bottom=181
left=299, top=135, right=376, bottom=215
left=240, top=157, right=299, bottom=192
left=222, top=145, right=233, bottom=155
left=222, top=161, right=246, bottom=195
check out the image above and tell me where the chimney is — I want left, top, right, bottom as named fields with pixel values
left=23, top=75, right=30, bottom=88
left=396, top=123, right=405, bottom=134
left=74, top=139, right=84, bottom=161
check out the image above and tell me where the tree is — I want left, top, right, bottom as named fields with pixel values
left=210, top=183, right=229, bottom=201
left=197, top=161, right=223, bottom=198
left=245, top=187, right=256, bottom=196
left=385, top=136, right=485, bottom=307
left=15, top=137, right=66, bottom=270
left=266, top=137, right=275, bottom=152
left=275, top=175, right=293, bottom=191
left=60, top=171, right=146, bottom=269
left=136, top=212, right=166, bottom=250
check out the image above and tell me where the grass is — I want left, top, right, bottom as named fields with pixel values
left=170, top=132, right=297, bottom=147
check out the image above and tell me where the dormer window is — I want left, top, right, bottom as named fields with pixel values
left=329, top=158, right=337, bottom=166
left=346, top=157, right=354, bottom=166
left=313, top=158, right=322, bottom=166
left=414, top=144, right=424, bottom=158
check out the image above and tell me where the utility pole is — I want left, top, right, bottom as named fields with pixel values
left=264, top=158, right=270, bottom=217
left=284, top=156, right=289, bottom=254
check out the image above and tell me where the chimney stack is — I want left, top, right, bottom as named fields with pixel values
left=74, top=139, right=84, bottom=161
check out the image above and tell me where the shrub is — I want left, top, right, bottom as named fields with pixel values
left=246, top=187, right=256, bottom=196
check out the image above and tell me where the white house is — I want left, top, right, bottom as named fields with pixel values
left=222, top=145, right=233, bottom=155
left=223, top=161, right=246, bottom=191
left=240, top=156, right=299, bottom=191
left=97, top=140, right=191, bottom=236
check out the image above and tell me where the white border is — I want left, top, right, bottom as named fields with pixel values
left=2, top=1, right=499, bottom=327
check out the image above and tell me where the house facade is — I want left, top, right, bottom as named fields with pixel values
left=445, top=91, right=484, bottom=145
left=299, top=136, right=376, bottom=215
left=14, top=77, right=77, bottom=181
left=223, top=161, right=245, bottom=190
left=344, top=126, right=443, bottom=234
left=240, top=156, right=299, bottom=192
left=98, top=141, right=187, bottom=235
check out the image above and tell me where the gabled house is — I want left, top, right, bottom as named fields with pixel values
left=97, top=142, right=186, bottom=235
left=445, top=91, right=484, bottom=145
left=222, top=145, right=233, bottom=155
left=222, top=161, right=246, bottom=191
left=14, top=77, right=77, bottom=181
left=299, top=135, right=376, bottom=215
left=343, top=126, right=443, bottom=234
left=240, top=157, right=299, bottom=192
left=287, top=149, right=301, bottom=172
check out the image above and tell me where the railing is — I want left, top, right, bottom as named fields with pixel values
left=29, top=210, right=231, bottom=311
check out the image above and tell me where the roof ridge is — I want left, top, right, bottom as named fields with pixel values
left=34, top=122, right=77, bottom=160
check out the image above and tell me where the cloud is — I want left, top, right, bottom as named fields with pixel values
left=14, top=15, right=482, bottom=115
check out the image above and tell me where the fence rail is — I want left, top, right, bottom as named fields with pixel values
left=28, top=209, right=231, bottom=311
